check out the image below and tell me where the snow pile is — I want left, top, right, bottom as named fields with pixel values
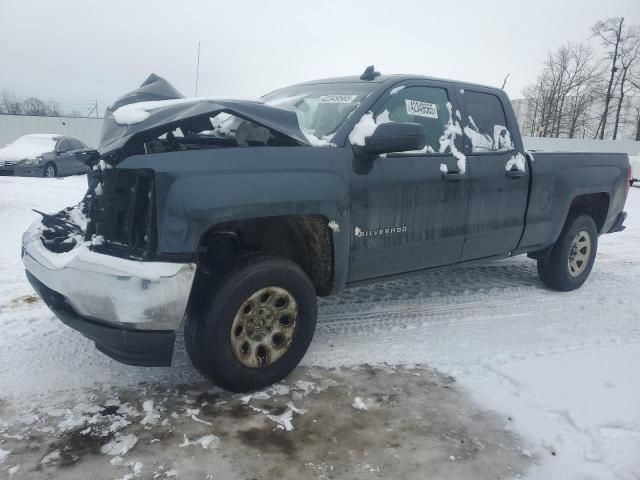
left=464, top=118, right=513, bottom=153
left=184, top=407, right=212, bottom=426
left=630, top=153, right=640, bottom=180
left=0, top=448, right=10, bottom=464
left=93, top=159, right=113, bottom=171
left=463, top=116, right=493, bottom=152
left=111, top=98, right=214, bottom=126
left=100, top=434, right=138, bottom=456
left=179, top=434, right=220, bottom=450
left=248, top=403, right=306, bottom=431
left=505, top=153, right=526, bottom=172
left=40, top=450, right=60, bottom=466
left=352, top=397, right=367, bottom=411
left=111, top=458, right=143, bottom=479
left=302, top=131, right=336, bottom=147
left=0, top=134, right=58, bottom=162
left=463, top=343, right=640, bottom=480
left=494, top=125, right=513, bottom=151
left=348, top=111, right=391, bottom=146
left=140, top=400, right=160, bottom=426
left=66, top=202, right=89, bottom=231
left=438, top=103, right=466, bottom=174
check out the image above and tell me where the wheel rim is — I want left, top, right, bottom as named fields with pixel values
left=45, top=165, right=55, bottom=178
left=568, top=230, right=591, bottom=277
left=230, top=286, right=298, bottom=368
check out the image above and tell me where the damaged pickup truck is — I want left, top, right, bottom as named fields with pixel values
left=22, top=68, right=631, bottom=392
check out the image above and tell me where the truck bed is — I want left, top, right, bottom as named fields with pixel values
left=518, top=151, right=630, bottom=254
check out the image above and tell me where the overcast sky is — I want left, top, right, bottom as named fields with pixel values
left=1, top=0, right=638, bottom=114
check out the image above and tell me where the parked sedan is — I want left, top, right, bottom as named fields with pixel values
left=0, top=134, right=94, bottom=177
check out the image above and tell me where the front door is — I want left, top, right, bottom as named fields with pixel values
left=459, top=90, right=529, bottom=260
left=55, top=138, right=74, bottom=175
left=348, top=82, right=470, bottom=282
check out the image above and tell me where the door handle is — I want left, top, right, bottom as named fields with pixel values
left=506, top=169, right=526, bottom=179
left=443, top=171, right=466, bottom=181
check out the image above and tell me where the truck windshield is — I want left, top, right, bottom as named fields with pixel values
left=261, top=84, right=373, bottom=141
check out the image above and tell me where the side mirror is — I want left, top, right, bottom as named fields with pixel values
left=77, top=149, right=100, bottom=166
left=356, top=122, right=426, bottom=157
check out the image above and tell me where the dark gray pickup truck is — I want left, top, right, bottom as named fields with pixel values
left=22, top=69, right=631, bottom=391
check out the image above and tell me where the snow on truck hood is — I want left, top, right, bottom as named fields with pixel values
left=99, top=74, right=311, bottom=154
left=0, top=134, right=59, bottom=162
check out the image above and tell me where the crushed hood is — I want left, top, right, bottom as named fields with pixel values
left=99, top=74, right=310, bottom=154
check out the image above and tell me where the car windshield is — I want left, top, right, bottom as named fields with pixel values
left=261, top=84, right=374, bottom=141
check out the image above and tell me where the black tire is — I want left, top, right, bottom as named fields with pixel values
left=43, top=163, right=57, bottom=178
left=537, top=214, right=598, bottom=291
left=185, top=254, right=317, bottom=392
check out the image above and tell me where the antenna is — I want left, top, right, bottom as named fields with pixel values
left=360, top=65, right=381, bottom=81
left=194, top=41, right=201, bottom=97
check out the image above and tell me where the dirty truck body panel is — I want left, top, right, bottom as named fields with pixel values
left=21, top=73, right=630, bottom=369
left=120, top=146, right=352, bottom=289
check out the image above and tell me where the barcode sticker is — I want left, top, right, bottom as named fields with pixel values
left=405, top=99, right=438, bottom=118
left=318, top=95, right=358, bottom=104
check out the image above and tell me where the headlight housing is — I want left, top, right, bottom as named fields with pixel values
left=20, top=156, right=44, bottom=165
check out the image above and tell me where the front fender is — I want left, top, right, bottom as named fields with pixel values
left=120, top=146, right=351, bottom=291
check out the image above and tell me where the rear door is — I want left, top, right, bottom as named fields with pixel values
left=348, top=81, right=470, bottom=281
left=459, top=90, right=529, bottom=260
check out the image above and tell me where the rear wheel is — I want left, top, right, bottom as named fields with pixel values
left=537, top=214, right=598, bottom=291
left=185, top=254, right=317, bottom=392
left=43, top=163, right=57, bottom=178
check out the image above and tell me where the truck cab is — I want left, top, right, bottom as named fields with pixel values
left=21, top=71, right=631, bottom=392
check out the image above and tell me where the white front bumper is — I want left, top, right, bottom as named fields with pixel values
left=21, top=219, right=196, bottom=331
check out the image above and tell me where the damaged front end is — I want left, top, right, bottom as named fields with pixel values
left=21, top=73, right=329, bottom=367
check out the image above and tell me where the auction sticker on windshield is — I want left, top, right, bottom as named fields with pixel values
left=405, top=99, right=438, bottom=118
left=318, top=95, right=358, bottom=104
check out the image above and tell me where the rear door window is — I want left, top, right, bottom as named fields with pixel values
left=462, top=91, right=514, bottom=153
left=69, top=139, right=84, bottom=150
left=57, top=139, right=72, bottom=152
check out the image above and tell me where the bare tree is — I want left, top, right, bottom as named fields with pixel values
left=21, top=97, right=50, bottom=116
left=630, top=78, right=640, bottom=141
left=523, top=42, right=603, bottom=138
left=0, top=89, right=23, bottom=114
left=47, top=100, right=64, bottom=117
left=592, top=17, right=625, bottom=139
left=612, top=29, right=640, bottom=139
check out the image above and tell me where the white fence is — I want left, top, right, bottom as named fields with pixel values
left=1, top=113, right=639, bottom=156
left=523, top=137, right=640, bottom=155
left=0, top=114, right=104, bottom=148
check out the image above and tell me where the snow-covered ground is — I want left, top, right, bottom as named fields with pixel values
left=1, top=176, right=639, bottom=479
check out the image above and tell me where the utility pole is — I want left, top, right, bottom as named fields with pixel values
left=194, top=41, right=201, bottom=97
left=95, top=99, right=99, bottom=118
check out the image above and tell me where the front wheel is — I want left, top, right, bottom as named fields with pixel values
left=185, top=254, right=318, bottom=392
left=537, top=214, right=598, bottom=291
left=43, top=163, right=57, bottom=178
